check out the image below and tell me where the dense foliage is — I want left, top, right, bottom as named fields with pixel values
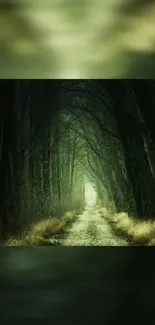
left=1, top=80, right=155, bottom=241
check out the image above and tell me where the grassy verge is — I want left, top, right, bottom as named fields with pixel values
left=99, top=207, right=155, bottom=246
left=4, top=211, right=78, bottom=246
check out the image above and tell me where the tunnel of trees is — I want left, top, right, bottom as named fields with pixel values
left=0, top=79, right=155, bottom=241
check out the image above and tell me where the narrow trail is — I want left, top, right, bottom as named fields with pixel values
left=61, top=206, right=128, bottom=246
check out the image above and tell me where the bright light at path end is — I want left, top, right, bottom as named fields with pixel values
left=85, top=182, right=97, bottom=206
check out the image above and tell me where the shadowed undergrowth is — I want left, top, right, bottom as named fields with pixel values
left=5, top=202, right=155, bottom=246
left=100, top=207, right=155, bottom=246
left=4, top=211, right=76, bottom=246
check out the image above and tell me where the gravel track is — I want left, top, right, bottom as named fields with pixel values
left=62, top=206, right=128, bottom=246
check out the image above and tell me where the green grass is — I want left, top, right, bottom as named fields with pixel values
left=100, top=207, right=155, bottom=246
left=5, top=211, right=76, bottom=246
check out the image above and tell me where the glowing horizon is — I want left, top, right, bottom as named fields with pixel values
left=85, top=182, right=97, bottom=206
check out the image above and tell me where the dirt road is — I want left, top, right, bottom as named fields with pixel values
left=62, top=206, right=128, bottom=246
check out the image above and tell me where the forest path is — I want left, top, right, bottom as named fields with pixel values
left=61, top=206, right=128, bottom=246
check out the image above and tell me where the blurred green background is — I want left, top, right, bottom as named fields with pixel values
left=0, top=247, right=154, bottom=324
left=0, top=0, right=155, bottom=78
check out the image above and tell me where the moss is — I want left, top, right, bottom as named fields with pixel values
left=86, top=221, right=98, bottom=238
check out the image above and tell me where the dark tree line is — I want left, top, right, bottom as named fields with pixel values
left=0, top=79, right=155, bottom=240
left=102, top=80, right=155, bottom=219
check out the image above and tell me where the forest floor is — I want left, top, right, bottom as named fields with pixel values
left=101, top=207, right=155, bottom=246
left=6, top=205, right=129, bottom=246
left=60, top=206, right=129, bottom=246
left=7, top=204, right=155, bottom=246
